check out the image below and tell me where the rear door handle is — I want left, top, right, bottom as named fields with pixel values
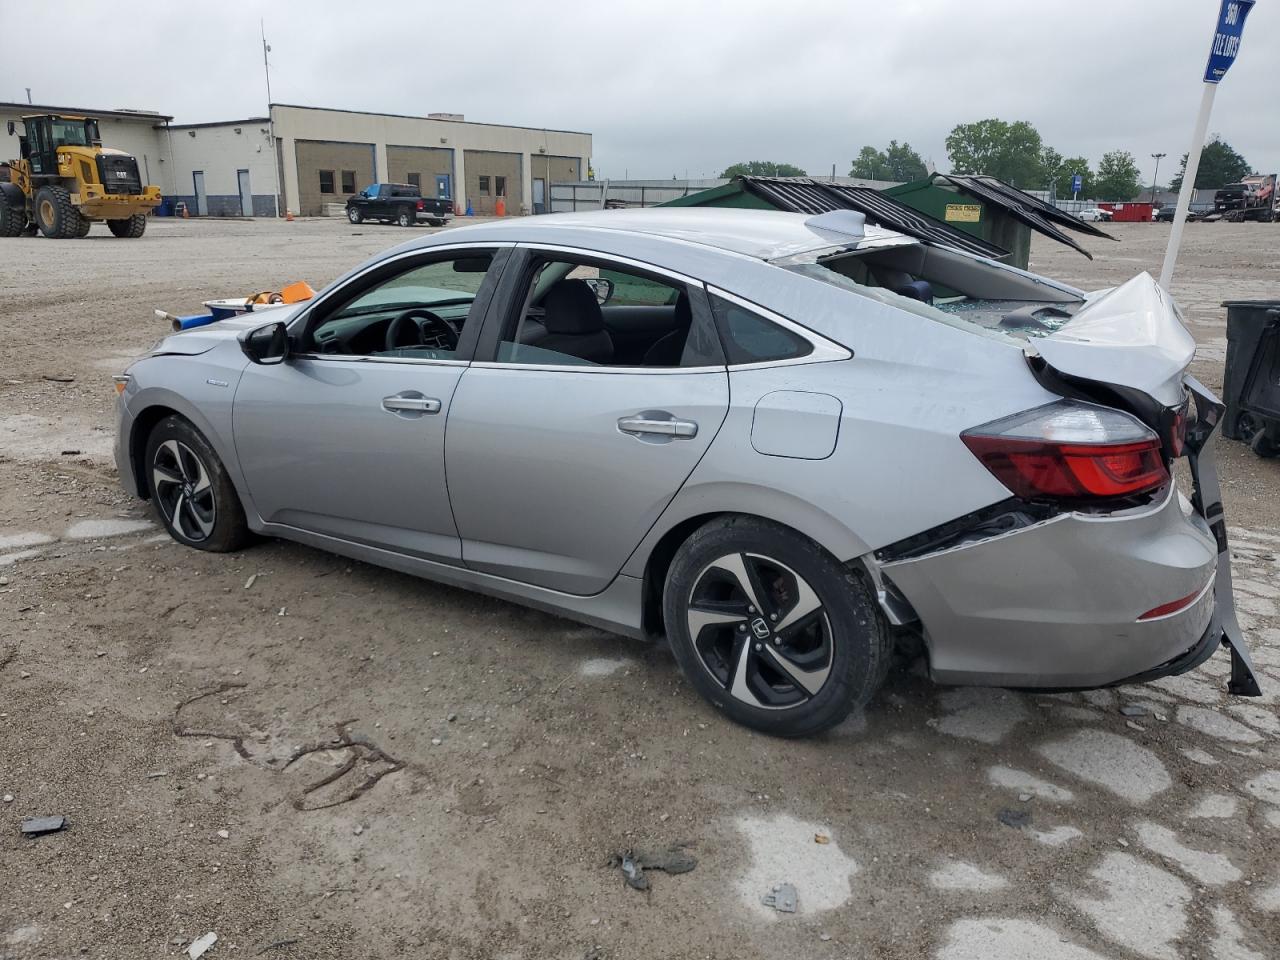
left=382, top=394, right=441, bottom=414
left=618, top=414, right=698, bottom=438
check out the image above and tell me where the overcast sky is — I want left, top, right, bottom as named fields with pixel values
left=6, top=0, right=1277, bottom=182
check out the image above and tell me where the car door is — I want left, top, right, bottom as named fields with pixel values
left=232, top=245, right=511, bottom=562
left=444, top=247, right=730, bottom=595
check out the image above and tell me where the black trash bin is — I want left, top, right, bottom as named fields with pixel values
left=1221, top=299, right=1280, bottom=457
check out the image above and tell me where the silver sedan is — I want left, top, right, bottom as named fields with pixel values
left=114, top=208, right=1260, bottom=736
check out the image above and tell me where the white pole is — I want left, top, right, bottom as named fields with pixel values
left=1159, top=82, right=1218, bottom=290
left=262, top=20, right=283, bottom=218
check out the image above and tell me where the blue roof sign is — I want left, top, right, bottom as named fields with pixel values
left=1204, top=0, right=1254, bottom=83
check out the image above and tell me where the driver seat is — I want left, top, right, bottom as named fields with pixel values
left=523, top=280, right=614, bottom=364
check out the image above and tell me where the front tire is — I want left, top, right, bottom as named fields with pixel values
left=347, top=206, right=363, bottom=224
left=144, top=416, right=250, bottom=552
left=107, top=214, right=146, bottom=238
left=34, top=185, right=86, bottom=238
left=663, top=516, right=892, bottom=737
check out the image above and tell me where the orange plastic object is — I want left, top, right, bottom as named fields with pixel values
left=495, top=197, right=507, bottom=217
left=280, top=280, right=316, bottom=304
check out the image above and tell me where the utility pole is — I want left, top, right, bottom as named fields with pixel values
left=262, top=20, right=283, bottom=217
left=1150, top=152, right=1166, bottom=206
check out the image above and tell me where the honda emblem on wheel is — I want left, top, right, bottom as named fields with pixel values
left=750, top=617, right=770, bottom=639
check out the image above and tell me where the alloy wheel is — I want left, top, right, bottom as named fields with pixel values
left=686, top=552, right=833, bottom=709
left=151, top=439, right=217, bottom=541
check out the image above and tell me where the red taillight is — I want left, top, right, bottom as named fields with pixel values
left=417, top=200, right=425, bottom=210
left=962, top=401, right=1169, bottom=501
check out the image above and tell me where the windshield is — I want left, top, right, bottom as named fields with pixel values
left=49, top=120, right=91, bottom=146
left=778, top=242, right=1086, bottom=343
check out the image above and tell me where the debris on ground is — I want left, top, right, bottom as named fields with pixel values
left=187, top=931, right=218, bottom=959
left=611, top=844, right=697, bottom=890
left=1126, top=720, right=1146, bottom=731
left=20, top=815, right=66, bottom=836
left=1120, top=704, right=1150, bottom=717
left=42, top=374, right=75, bottom=383
left=761, top=882, right=799, bottom=913
left=244, top=574, right=257, bottom=590
left=255, top=937, right=300, bottom=955
left=997, top=808, right=1031, bottom=829
left=814, top=833, right=830, bottom=844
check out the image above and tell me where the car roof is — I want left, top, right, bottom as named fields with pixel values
left=412, top=207, right=910, bottom=261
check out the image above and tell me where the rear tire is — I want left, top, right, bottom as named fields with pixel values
left=107, top=214, right=146, bottom=238
left=1250, top=429, right=1279, bottom=459
left=397, top=207, right=412, bottom=227
left=0, top=193, right=25, bottom=237
left=34, top=185, right=85, bottom=238
left=663, top=516, right=892, bottom=737
left=144, top=416, right=250, bottom=552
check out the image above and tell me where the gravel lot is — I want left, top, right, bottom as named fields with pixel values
left=2, top=216, right=1278, bottom=960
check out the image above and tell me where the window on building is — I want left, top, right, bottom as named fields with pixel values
left=478, top=175, right=491, bottom=195
left=406, top=172, right=421, bottom=190
left=341, top=170, right=356, bottom=194
left=318, top=170, right=335, bottom=194
left=495, top=176, right=507, bottom=197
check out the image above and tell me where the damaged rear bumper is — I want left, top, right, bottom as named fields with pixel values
left=879, top=376, right=1260, bottom=696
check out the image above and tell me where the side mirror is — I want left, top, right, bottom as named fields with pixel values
left=359, top=190, right=369, bottom=198
left=239, top=321, right=290, bottom=365
left=585, top=277, right=615, bottom=305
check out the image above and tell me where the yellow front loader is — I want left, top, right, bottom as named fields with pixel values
left=0, top=114, right=161, bottom=238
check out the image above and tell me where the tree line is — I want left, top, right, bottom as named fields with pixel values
left=719, top=119, right=1254, bottom=201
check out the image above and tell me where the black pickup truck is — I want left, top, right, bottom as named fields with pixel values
left=345, top=183, right=453, bottom=227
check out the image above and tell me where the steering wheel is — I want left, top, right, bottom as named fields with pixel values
left=385, top=308, right=459, bottom=352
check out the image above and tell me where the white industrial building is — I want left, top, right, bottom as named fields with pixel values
left=1, top=100, right=592, bottom=219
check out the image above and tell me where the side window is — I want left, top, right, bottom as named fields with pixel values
left=307, top=252, right=498, bottom=361
left=495, top=175, right=507, bottom=197
left=709, top=293, right=812, bottom=365
left=340, top=170, right=356, bottom=194
left=494, top=256, right=722, bottom=369
left=318, top=170, right=335, bottom=194
left=478, top=175, right=491, bottom=195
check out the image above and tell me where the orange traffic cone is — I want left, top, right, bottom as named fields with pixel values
left=495, top=197, right=507, bottom=217
left=285, top=211, right=294, bottom=221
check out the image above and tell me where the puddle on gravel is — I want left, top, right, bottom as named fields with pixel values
left=1036, top=729, right=1170, bottom=804
left=734, top=813, right=859, bottom=919
left=937, top=918, right=1108, bottom=960
left=0, top=414, right=113, bottom=461
left=64, top=518, right=153, bottom=540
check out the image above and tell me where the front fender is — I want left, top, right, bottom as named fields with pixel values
left=122, top=354, right=261, bottom=524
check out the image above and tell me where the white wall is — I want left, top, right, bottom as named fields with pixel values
left=0, top=107, right=167, bottom=190
left=167, top=121, right=278, bottom=208
left=272, top=104, right=592, bottom=216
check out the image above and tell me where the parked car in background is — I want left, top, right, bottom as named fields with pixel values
left=1076, top=207, right=1113, bottom=222
left=1155, top=205, right=1176, bottom=222
left=346, top=183, right=453, bottom=227
left=112, top=208, right=1260, bottom=736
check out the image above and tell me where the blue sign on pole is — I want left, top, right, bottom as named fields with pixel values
left=1071, top=174, right=1083, bottom=194
left=1204, top=0, right=1254, bottom=83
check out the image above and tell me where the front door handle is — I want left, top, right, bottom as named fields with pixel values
left=618, top=414, right=698, bottom=439
left=382, top=394, right=441, bottom=414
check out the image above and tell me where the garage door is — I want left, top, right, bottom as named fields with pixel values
left=295, top=140, right=376, bottom=216
left=463, top=149, right=521, bottom=215
left=387, top=146, right=454, bottom=198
